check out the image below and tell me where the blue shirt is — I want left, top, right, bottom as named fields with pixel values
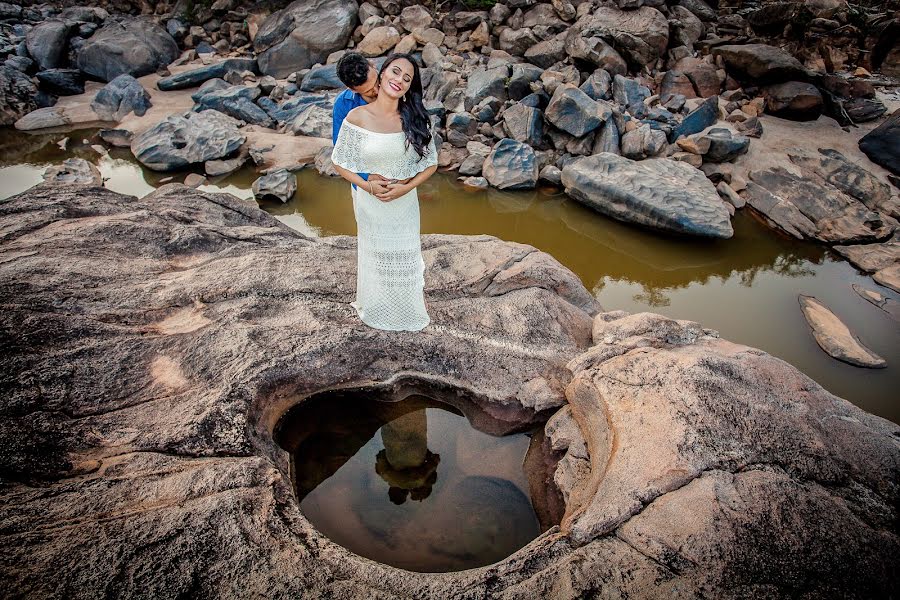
left=332, top=88, right=369, bottom=189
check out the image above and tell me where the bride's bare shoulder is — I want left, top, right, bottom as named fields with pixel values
left=345, top=106, right=368, bottom=126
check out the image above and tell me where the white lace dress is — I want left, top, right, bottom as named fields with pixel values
left=331, top=120, right=438, bottom=331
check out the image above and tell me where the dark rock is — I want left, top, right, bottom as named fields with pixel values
left=446, top=112, right=477, bottom=147
left=561, top=152, right=733, bottom=238
left=91, top=74, right=151, bottom=121
left=592, top=120, right=620, bottom=155
left=673, top=57, right=721, bottom=98
left=671, top=95, right=719, bottom=141
left=166, top=18, right=188, bottom=40
left=299, top=64, right=343, bottom=92
left=508, top=63, right=543, bottom=101
left=290, top=104, right=332, bottom=138
left=859, top=109, right=900, bottom=176
left=764, top=81, right=823, bottom=121
left=499, top=28, right=539, bottom=56
left=579, top=6, right=668, bottom=67
left=267, top=94, right=332, bottom=127
left=25, top=20, right=70, bottom=70
left=660, top=70, right=697, bottom=99
left=701, top=128, right=750, bottom=163
left=735, top=116, right=763, bottom=138
left=520, top=91, right=549, bottom=110
left=0, top=64, right=38, bottom=126
left=191, top=78, right=231, bottom=103
left=76, top=18, right=178, bottom=82
left=131, top=109, right=245, bottom=171
left=525, top=38, right=566, bottom=69
left=579, top=70, right=611, bottom=101
left=675, top=0, right=716, bottom=21
left=712, top=44, right=807, bottom=84
left=545, top=84, right=611, bottom=137
left=156, top=58, right=258, bottom=91
left=620, top=124, right=667, bottom=160
left=502, top=104, right=543, bottom=147
left=59, top=6, right=108, bottom=24
left=195, top=85, right=274, bottom=128
left=465, top=66, right=508, bottom=111
left=455, top=10, right=487, bottom=29
left=564, top=28, right=627, bottom=76
left=843, top=98, right=887, bottom=123
left=4, top=56, right=34, bottom=74
left=612, top=75, right=650, bottom=118
left=483, top=138, right=539, bottom=189
left=35, top=68, right=83, bottom=96
left=472, top=96, right=501, bottom=123
left=254, top=0, right=358, bottom=77
left=252, top=168, right=296, bottom=203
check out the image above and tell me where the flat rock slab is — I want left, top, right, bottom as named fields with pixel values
left=798, top=295, right=886, bottom=368
left=561, top=152, right=733, bottom=238
left=1, top=184, right=897, bottom=598
left=852, top=284, right=900, bottom=321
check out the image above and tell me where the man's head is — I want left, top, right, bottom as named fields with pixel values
left=337, top=52, right=378, bottom=103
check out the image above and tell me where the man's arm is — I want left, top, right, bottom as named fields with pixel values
left=332, top=94, right=349, bottom=145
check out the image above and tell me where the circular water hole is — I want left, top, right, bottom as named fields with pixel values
left=274, top=384, right=561, bottom=573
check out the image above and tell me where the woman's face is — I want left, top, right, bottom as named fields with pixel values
left=379, top=58, right=414, bottom=99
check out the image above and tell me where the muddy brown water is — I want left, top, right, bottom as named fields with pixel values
left=275, top=392, right=543, bottom=572
left=1, top=127, right=897, bottom=424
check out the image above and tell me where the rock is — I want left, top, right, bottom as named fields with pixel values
left=35, top=68, right=85, bottom=96
left=712, top=44, right=807, bottom=84
left=545, top=84, right=611, bottom=138
left=700, top=128, right=750, bottom=163
left=483, top=138, right=539, bottom=190
left=470, top=22, right=490, bottom=48
left=717, top=181, right=745, bottom=208
left=764, top=81, right=823, bottom=121
left=539, top=165, right=562, bottom=186
left=465, top=66, right=508, bottom=111
left=290, top=104, right=332, bottom=139
left=91, top=74, right=151, bottom=121
left=446, top=112, right=477, bottom=147
left=579, top=6, right=668, bottom=67
left=660, top=70, right=697, bottom=100
left=13, top=106, right=74, bottom=131
left=858, top=109, right=899, bottom=176
left=461, top=176, right=489, bottom=188
left=502, top=104, right=543, bottom=147
left=421, top=43, right=442, bottom=68
left=669, top=4, right=704, bottom=47
left=25, top=20, right=70, bottom=71
left=611, top=75, right=650, bottom=118
left=254, top=0, right=357, bottom=77
left=798, top=295, right=886, bottom=368
left=852, top=285, right=900, bottom=321
left=579, top=70, right=611, bottom=102
left=76, top=18, right=179, bottom=82
left=748, top=167, right=893, bottom=244
left=0, top=65, right=38, bottom=126
left=671, top=95, right=719, bottom=141
left=0, top=184, right=896, bottom=598
left=833, top=241, right=900, bottom=292
left=561, top=153, right=733, bottom=238
left=620, top=124, right=667, bottom=160
left=157, top=59, right=259, bottom=91
left=672, top=56, right=721, bottom=98
left=499, top=28, right=539, bottom=56
left=131, top=110, right=245, bottom=171
left=735, top=116, right=763, bottom=138
left=357, top=26, right=400, bottom=57
left=472, top=96, right=501, bottom=123
left=873, top=266, right=900, bottom=294
left=564, top=28, right=627, bottom=76
left=42, top=158, right=102, bottom=186
left=525, top=38, right=567, bottom=70
left=191, top=79, right=231, bottom=103
left=399, top=5, right=433, bottom=30
left=675, top=0, right=716, bottom=21
left=508, top=63, right=543, bottom=101
left=252, top=168, right=297, bottom=203
left=314, top=145, right=338, bottom=177
left=98, top=129, right=134, bottom=147
left=183, top=173, right=207, bottom=188
left=195, top=85, right=274, bottom=128
left=592, top=121, right=620, bottom=155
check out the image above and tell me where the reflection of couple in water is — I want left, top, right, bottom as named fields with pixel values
left=376, top=408, right=440, bottom=505
left=331, top=51, right=438, bottom=332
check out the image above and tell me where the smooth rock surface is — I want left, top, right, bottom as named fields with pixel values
left=76, top=18, right=179, bottom=82
left=712, top=44, right=808, bottom=83
left=858, top=108, right=900, bottom=176
left=561, top=153, right=734, bottom=238
left=798, top=295, right=886, bottom=368
left=157, top=59, right=259, bottom=91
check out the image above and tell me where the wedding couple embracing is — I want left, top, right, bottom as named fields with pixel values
left=330, top=52, right=438, bottom=333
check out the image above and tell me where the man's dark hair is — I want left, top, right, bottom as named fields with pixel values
left=336, top=52, right=370, bottom=88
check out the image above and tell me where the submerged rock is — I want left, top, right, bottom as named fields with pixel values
left=852, top=285, right=900, bottom=321
left=76, top=18, right=178, bottom=82
left=833, top=241, right=900, bottom=293
left=561, top=153, right=734, bottom=238
left=0, top=185, right=896, bottom=598
left=798, top=295, right=886, bottom=368
left=131, top=109, right=245, bottom=171
left=42, top=158, right=102, bottom=186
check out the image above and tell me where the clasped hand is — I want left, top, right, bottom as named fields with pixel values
left=368, top=174, right=412, bottom=202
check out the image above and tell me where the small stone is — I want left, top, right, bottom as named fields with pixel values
left=798, top=295, right=886, bottom=368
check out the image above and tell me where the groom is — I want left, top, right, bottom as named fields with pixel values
left=333, top=52, right=410, bottom=194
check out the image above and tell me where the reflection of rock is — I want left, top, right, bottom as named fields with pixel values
left=798, top=295, right=886, bottom=368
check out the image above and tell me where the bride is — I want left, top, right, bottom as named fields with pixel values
left=331, top=53, right=438, bottom=332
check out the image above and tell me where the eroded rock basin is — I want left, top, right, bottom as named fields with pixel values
left=276, top=386, right=554, bottom=573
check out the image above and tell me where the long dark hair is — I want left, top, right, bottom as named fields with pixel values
left=377, top=53, right=433, bottom=160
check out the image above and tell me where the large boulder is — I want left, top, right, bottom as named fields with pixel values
left=252, top=168, right=297, bottom=203
left=711, top=44, right=807, bottom=84
left=578, top=6, right=668, bottom=67
left=544, top=84, right=612, bottom=138
left=464, top=65, right=508, bottom=111
left=254, top=0, right=358, bottom=78
left=35, top=68, right=84, bottom=96
left=131, top=109, right=246, bottom=171
left=290, top=104, right=332, bottom=138
left=859, top=108, right=900, bottom=176
left=92, top=74, right=152, bottom=121
left=25, top=20, right=71, bottom=70
left=194, top=85, right=274, bottom=128
left=502, top=104, right=543, bottom=147
left=561, top=153, right=734, bottom=238
left=0, top=184, right=896, bottom=599
left=156, top=58, right=259, bottom=91
left=0, top=64, right=38, bottom=126
left=482, top=138, right=539, bottom=190
left=76, top=18, right=179, bottom=82
left=764, top=81, right=823, bottom=121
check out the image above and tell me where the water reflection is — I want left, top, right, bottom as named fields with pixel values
left=1, top=126, right=897, bottom=423
left=276, top=393, right=541, bottom=572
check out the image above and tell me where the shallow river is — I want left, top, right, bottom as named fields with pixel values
left=1, top=127, right=897, bottom=424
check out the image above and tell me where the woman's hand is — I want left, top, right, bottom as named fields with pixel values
left=367, top=178, right=390, bottom=196
left=375, top=182, right=412, bottom=202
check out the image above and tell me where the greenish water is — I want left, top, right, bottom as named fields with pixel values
left=1, top=127, right=897, bottom=424
left=275, top=392, right=541, bottom=572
